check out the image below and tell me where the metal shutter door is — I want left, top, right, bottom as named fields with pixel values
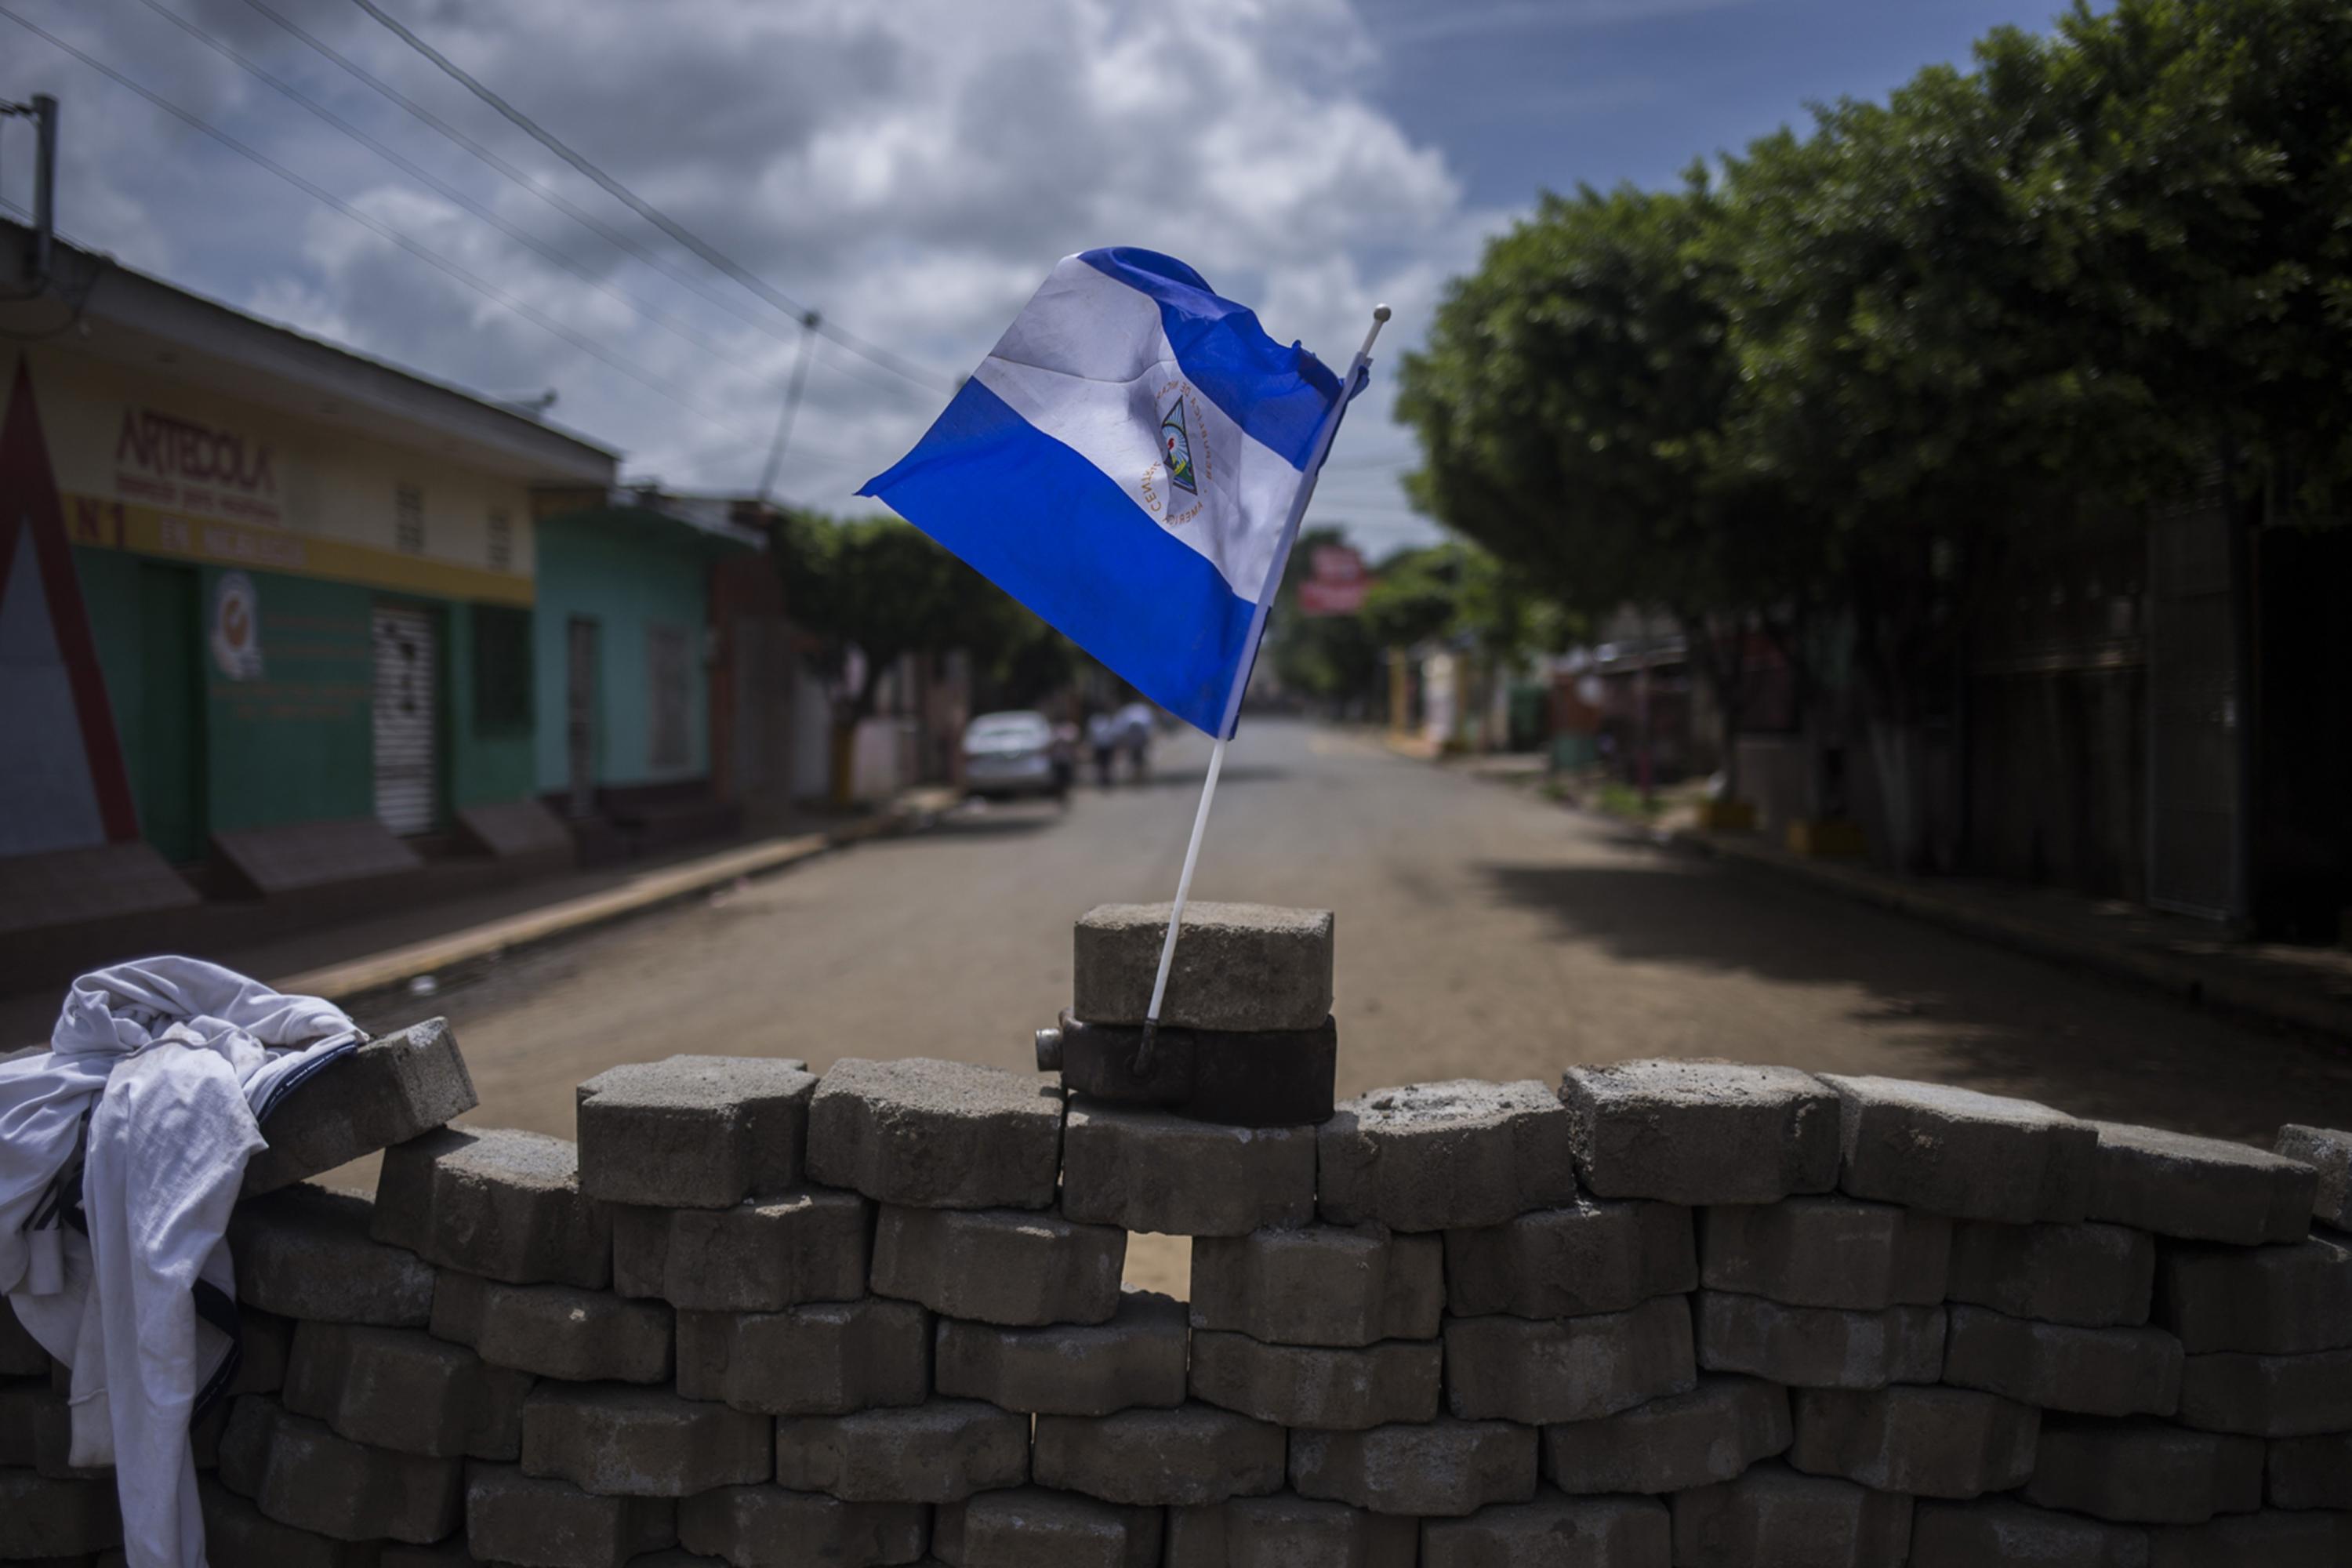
left=373, top=604, right=437, bottom=836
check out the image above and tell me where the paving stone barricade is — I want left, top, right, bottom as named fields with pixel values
left=7, top=906, right=2352, bottom=1567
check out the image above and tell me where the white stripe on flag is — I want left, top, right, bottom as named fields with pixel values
left=975, top=258, right=1302, bottom=604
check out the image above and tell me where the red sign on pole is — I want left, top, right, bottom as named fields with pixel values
left=1298, top=544, right=1370, bottom=616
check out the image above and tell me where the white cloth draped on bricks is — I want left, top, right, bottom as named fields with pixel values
left=0, top=957, right=361, bottom=1568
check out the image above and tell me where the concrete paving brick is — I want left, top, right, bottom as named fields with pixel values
left=677, top=1298, right=929, bottom=1416
left=1541, top=1375, right=1791, bottom=1495
left=1062, top=1102, right=1314, bottom=1236
left=0, top=1380, right=41, bottom=1466
left=935, top=1486, right=1161, bottom=1568
left=466, top=1462, right=677, bottom=1568
left=0, top=1468, right=121, bottom=1556
left=198, top=1475, right=376, bottom=1568
left=1189, top=1330, right=1440, bottom=1430
left=214, top=1392, right=276, bottom=1497
left=677, top=1483, right=926, bottom=1568
left=1419, top=1490, right=1671, bottom=1568
left=2267, top=1432, right=2352, bottom=1508
left=1163, top=1494, right=1417, bottom=1568
left=677, top=1486, right=922, bottom=1568
left=1189, top=1223, right=1441, bottom=1348
left=869, top=1205, right=1123, bottom=1328
left=2088, top=1122, right=2317, bottom=1245
left=2176, top=1346, right=2352, bottom=1437
left=1072, top=902, right=1334, bottom=1032
left=1910, top=1499, right=2150, bottom=1568
left=2024, top=1419, right=2265, bottom=1524
left=935, top=1288, right=1185, bottom=1416
left=1668, top=1462, right=1912, bottom=1568
left=1444, top=1297, right=1695, bottom=1424
left=283, top=1319, right=532, bottom=1459
left=521, top=1383, right=771, bottom=1497
left=376, top=1543, right=479, bottom=1568
left=2156, top=1233, right=2352, bottom=1354
left=2146, top=1510, right=2350, bottom=1568
left=1946, top=1219, right=2154, bottom=1327
left=242, top=1405, right=466, bottom=1543
left=807, top=1058, right=1064, bottom=1210
left=1788, top=1385, right=2038, bottom=1499
left=429, top=1271, right=673, bottom=1384
left=244, top=1018, right=479, bottom=1196
left=225, top=1308, right=294, bottom=1397
left=1317, top=1080, right=1576, bottom=1231
left=1559, top=1061, right=1840, bottom=1206
left=612, top=1188, right=870, bottom=1313
left=1693, top=1292, right=1944, bottom=1388
left=228, top=1183, right=437, bottom=1326
left=1033, top=1403, right=1285, bottom=1507
left=1942, top=1305, right=2183, bottom=1416
left=576, top=1055, right=818, bottom=1210
left=1698, top=1197, right=1948, bottom=1311
left=2274, top=1124, right=2352, bottom=1231
left=1, top=1296, right=48, bottom=1376
left=28, top=1385, right=109, bottom=1479
left=1445, top=1198, right=1694, bottom=1319
left=374, top=1127, right=612, bottom=1289
left=775, top=1399, right=1027, bottom=1504
left=1820, top=1074, right=2098, bottom=1222
left=1289, top=1417, right=1538, bottom=1518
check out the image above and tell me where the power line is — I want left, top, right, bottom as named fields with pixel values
left=0, top=5, right=765, bottom=445
left=132, top=0, right=760, bottom=376
left=344, top=0, right=960, bottom=397
left=231, top=0, right=862, bottom=367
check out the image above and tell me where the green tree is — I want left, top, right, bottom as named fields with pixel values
left=1397, top=180, right=1817, bottom=798
left=1269, top=526, right=1385, bottom=710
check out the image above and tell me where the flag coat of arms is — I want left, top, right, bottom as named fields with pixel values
left=860, top=248, right=1351, bottom=735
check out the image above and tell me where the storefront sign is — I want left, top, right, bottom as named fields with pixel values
left=210, top=570, right=264, bottom=681
left=115, top=408, right=281, bottom=524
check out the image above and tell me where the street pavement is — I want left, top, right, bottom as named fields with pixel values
left=365, top=716, right=2352, bottom=1152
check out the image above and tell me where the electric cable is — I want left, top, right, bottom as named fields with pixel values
left=133, top=0, right=762, bottom=375
left=342, top=0, right=959, bottom=396
left=0, top=5, right=767, bottom=445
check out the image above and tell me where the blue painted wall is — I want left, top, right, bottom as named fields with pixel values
left=533, top=510, right=720, bottom=794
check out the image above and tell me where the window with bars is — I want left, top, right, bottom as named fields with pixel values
left=395, top=484, right=426, bottom=554
left=471, top=604, right=533, bottom=736
left=486, top=510, right=513, bottom=572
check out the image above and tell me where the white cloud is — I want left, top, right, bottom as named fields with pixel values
left=1, top=0, right=1482, bottom=546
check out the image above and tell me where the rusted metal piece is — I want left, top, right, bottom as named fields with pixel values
left=1040, top=1007, right=1337, bottom=1127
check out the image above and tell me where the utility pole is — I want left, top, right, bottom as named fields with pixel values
left=757, top=309, right=820, bottom=503
left=2, top=93, right=57, bottom=288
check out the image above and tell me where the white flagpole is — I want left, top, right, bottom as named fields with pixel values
left=1134, top=303, right=1391, bottom=1069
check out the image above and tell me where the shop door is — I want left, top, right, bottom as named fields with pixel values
left=566, top=616, right=598, bottom=818
left=372, top=603, right=438, bottom=835
left=136, top=562, right=201, bottom=861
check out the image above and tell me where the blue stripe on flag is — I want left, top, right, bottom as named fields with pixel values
left=860, top=379, right=1255, bottom=734
left=1078, top=248, right=1343, bottom=471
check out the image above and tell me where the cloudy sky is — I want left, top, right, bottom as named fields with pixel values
left=2, top=0, right=2073, bottom=557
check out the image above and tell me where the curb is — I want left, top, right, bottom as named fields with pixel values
left=278, top=788, right=962, bottom=1007
left=1663, top=825, right=2352, bottom=1047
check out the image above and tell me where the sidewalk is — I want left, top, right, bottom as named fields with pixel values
left=1420, top=743, right=2352, bottom=1047
left=1667, top=826, right=2352, bottom=1045
left=0, top=786, right=963, bottom=1047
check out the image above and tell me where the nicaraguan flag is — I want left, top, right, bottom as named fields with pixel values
left=859, top=248, right=1352, bottom=735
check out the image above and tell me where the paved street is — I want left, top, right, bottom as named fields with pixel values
left=368, top=717, right=2352, bottom=1151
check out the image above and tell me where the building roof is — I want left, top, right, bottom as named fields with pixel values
left=0, top=218, right=615, bottom=485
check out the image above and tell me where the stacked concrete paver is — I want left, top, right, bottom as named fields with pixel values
left=7, top=912, right=2352, bottom=1567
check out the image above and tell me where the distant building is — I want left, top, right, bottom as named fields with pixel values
left=0, top=220, right=793, bottom=983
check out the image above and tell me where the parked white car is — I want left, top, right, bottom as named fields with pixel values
left=962, top=710, right=1066, bottom=801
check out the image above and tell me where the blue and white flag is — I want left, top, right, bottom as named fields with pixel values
left=859, top=248, right=1352, bottom=735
